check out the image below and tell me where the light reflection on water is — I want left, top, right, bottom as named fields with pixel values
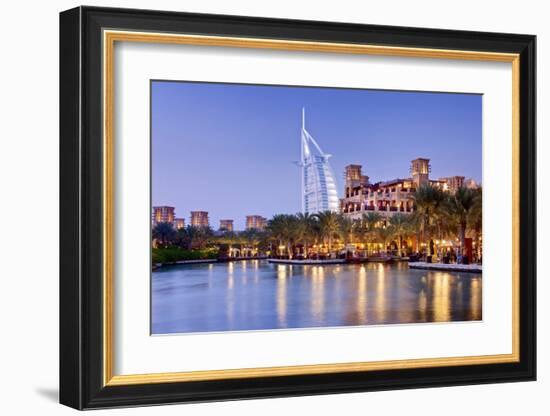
left=152, top=260, right=482, bottom=335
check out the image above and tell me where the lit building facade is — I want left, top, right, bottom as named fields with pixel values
left=341, top=167, right=416, bottom=220
left=190, top=211, right=209, bottom=227
left=410, top=157, right=431, bottom=187
left=439, top=175, right=465, bottom=193
left=300, top=108, right=339, bottom=214
left=246, top=215, right=267, bottom=230
left=219, top=219, right=234, bottom=232
left=341, top=159, right=471, bottom=220
left=174, top=218, right=185, bottom=229
left=152, top=206, right=175, bottom=225
left=464, top=178, right=479, bottom=189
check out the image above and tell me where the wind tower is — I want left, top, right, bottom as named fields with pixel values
left=410, top=158, right=431, bottom=187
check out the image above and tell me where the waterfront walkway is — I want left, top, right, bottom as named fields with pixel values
left=153, top=256, right=268, bottom=270
left=409, top=262, right=482, bottom=273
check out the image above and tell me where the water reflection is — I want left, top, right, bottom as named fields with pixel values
left=152, top=260, right=482, bottom=334
left=356, top=266, right=368, bottom=323
left=433, top=272, right=451, bottom=322
left=418, top=289, right=427, bottom=321
left=276, top=265, right=287, bottom=327
left=310, top=267, right=326, bottom=323
left=470, top=278, right=482, bottom=320
left=375, top=267, right=387, bottom=323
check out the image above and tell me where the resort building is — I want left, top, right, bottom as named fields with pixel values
left=190, top=211, right=209, bottom=227
left=438, top=176, right=466, bottom=193
left=246, top=215, right=267, bottom=230
left=299, top=108, right=339, bottom=214
left=219, top=219, right=234, bottom=232
left=408, top=158, right=466, bottom=192
left=174, top=218, right=185, bottom=230
left=464, top=178, right=479, bottom=189
left=152, top=206, right=175, bottom=225
left=341, top=159, right=469, bottom=220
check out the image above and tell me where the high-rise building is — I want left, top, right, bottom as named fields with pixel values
left=190, top=211, right=209, bottom=227
left=300, top=108, right=339, bottom=213
left=246, top=215, right=267, bottom=230
left=174, top=218, right=186, bottom=229
left=219, top=219, right=234, bottom=232
left=152, top=206, right=175, bottom=225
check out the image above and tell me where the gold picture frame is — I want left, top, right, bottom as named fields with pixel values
left=103, top=30, right=520, bottom=387
left=60, top=6, right=535, bottom=409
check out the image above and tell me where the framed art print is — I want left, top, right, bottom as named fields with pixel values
left=60, top=6, right=536, bottom=409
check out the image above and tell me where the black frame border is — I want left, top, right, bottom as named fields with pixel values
left=60, top=6, right=536, bottom=410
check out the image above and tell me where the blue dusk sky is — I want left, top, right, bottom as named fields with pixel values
left=152, top=81, right=482, bottom=231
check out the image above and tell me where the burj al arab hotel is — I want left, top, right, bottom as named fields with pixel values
left=300, top=108, right=339, bottom=214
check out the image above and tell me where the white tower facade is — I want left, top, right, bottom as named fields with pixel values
left=300, top=108, right=339, bottom=214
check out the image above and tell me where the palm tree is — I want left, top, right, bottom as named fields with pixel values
left=175, top=225, right=188, bottom=248
left=468, top=187, right=483, bottom=262
left=389, top=213, right=409, bottom=257
left=216, top=230, right=237, bottom=258
left=255, top=230, right=271, bottom=256
left=266, top=214, right=298, bottom=258
left=338, top=215, right=356, bottom=246
left=377, top=225, right=394, bottom=255
left=447, top=187, right=477, bottom=257
left=362, top=211, right=383, bottom=230
left=283, top=215, right=299, bottom=258
left=267, top=214, right=285, bottom=257
left=405, top=211, right=422, bottom=252
left=179, top=225, right=214, bottom=250
left=315, top=211, right=341, bottom=254
left=434, top=204, right=456, bottom=244
left=152, top=222, right=176, bottom=247
left=358, top=212, right=383, bottom=254
left=177, top=225, right=193, bottom=250
left=295, top=212, right=318, bottom=258
left=234, top=233, right=244, bottom=254
left=413, top=184, right=447, bottom=256
left=240, top=228, right=263, bottom=257
left=352, top=218, right=365, bottom=243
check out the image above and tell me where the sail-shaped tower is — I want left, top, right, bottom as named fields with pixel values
left=300, top=108, right=339, bottom=214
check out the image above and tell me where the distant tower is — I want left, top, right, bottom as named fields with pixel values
left=344, top=164, right=369, bottom=197
left=300, top=108, right=339, bottom=213
left=410, top=158, right=431, bottom=187
left=439, top=176, right=465, bottom=193
left=190, top=211, right=209, bottom=227
left=152, top=206, right=175, bottom=225
left=246, top=215, right=267, bottom=230
left=174, top=218, right=186, bottom=229
left=219, top=219, right=234, bottom=232
left=345, top=164, right=363, bottom=185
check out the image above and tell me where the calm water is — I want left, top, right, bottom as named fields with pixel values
left=152, top=260, right=482, bottom=334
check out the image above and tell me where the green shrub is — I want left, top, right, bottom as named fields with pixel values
left=152, top=247, right=219, bottom=264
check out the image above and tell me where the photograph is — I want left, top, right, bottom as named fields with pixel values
left=151, top=81, right=483, bottom=335
left=55, top=4, right=537, bottom=410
